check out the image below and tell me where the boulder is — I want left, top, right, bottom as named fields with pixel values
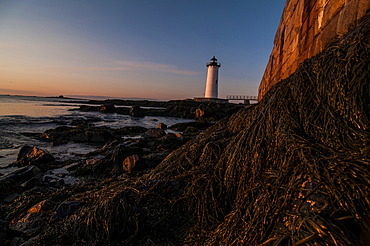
left=142, top=128, right=166, bottom=138
left=13, top=146, right=55, bottom=170
left=1, top=165, right=42, bottom=184
left=129, top=105, right=145, bottom=117
left=195, top=108, right=205, bottom=119
left=111, top=146, right=144, bottom=165
left=99, top=104, right=115, bottom=113
left=9, top=213, right=45, bottom=237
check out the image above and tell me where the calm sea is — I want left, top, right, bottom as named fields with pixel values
left=0, top=95, right=191, bottom=174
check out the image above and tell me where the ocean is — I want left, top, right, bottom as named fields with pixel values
left=0, top=95, right=191, bottom=174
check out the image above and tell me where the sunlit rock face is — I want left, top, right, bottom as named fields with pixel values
left=259, top=0, right=370, bottom=100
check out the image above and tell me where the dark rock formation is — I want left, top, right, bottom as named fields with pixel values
left=13, top=146, right=55, bottom=171
left=259, top=0, right=370, bottom=99
left=69, top=99, right=245, bottom=121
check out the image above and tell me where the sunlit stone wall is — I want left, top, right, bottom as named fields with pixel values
left=259, top=0, right=370, bottom=100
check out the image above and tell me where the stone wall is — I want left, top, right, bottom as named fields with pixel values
left=259, top=0, right=370, bottom=100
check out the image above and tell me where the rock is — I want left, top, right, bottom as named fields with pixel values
left=195, top=108, right=205, bottom=119
left=123, top=154, right=141, bottom=172
left=157, top=123, right=167, bottom=129
left=142, top=128, right=166, bottom=138
left=9, top=213, right=45, bottom=237
left=99, top=104, right=115, bottom=113
left=169, top=121, right=213, bottom=132
left=41, top=167, right=77, bottom=187
left=129, top=105, right=145, bottom=117
left=1, top=165, right=42, bottom=184
left=28, top=200, right=54, bottom=214
left=0, top=165, right=42, bottom=199
left=4, top=193, right=18, bottom=203
left=78, top=105, right=99, bottom=112
left=51, top=201, right=85, bottom=220
left=13, top=146, right=55, bottom=170
left=111, top=146, right=144, bottom=165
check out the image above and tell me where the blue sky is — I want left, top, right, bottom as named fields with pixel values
left=0, top=0, right=285, bottom=100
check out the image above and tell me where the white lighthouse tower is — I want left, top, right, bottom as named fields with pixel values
left=204, top=56, right=221, bottom=98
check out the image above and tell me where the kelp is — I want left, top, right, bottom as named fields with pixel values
left=36, top=18, right=370, bottom=245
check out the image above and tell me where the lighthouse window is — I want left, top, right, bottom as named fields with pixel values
left=216, top=79, right=218, bottom=84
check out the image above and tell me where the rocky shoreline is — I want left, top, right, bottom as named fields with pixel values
left=0, top=100, right=246, bottom=245
left=69, top=98, right=244, bottom=120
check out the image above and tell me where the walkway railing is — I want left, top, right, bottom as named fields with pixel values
left=226, top=95, right=258, bottom=100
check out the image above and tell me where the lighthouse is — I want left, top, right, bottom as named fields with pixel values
left=204, top=56, right=221, bottom=98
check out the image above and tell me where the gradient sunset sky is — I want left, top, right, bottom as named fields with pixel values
left=0, top=0, right=285, bottom=100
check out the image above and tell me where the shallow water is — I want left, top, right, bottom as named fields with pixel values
left=0, top=95, right=192, bottom=174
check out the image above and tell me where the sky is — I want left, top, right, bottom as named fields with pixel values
left=0, top=0, right=286, bottom=100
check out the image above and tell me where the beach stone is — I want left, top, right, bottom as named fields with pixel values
left=129, top=105, right=144, bottom=117
left=9, top=213, right=45, bottom=237
left=123, top=154, right=141, bottom=172
left=195, top=108, right=205, bottom=119
left=52, top=201, right=85, bottom=220
left=143, top=128, right=166, bottom=138
left=14, top=146, right=55, bottom=169
left=157, top=123, right=167, bottom=129
left=111, top=146, right=144, bottom=165
left=41, top=168, right=77, bottom=187
left=1, top=165, right=42, bottom=184
left=99, top=104, right=115, bottom=113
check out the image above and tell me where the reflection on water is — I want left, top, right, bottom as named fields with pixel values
left=0, top=95, right=79, bottom=117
